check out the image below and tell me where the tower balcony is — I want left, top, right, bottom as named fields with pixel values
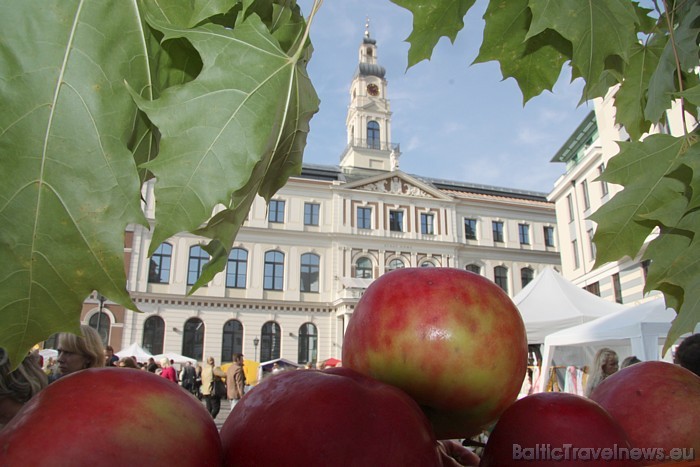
left=345, top=138, right=399, bottom=153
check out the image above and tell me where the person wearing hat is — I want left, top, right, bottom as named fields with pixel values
left=201, top=356, right=226, bottom=418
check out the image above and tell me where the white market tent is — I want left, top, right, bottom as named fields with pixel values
left=115, top=342, right=154, bottom=363
left=513, top=267, right=626, bottom=344
left=154, top=352, right=197, bottom=365
left=538, top=296, right=680, bottom=392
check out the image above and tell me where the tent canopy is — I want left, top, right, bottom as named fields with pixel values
left=154, top=352, right=196, bottom=365
left=514, top=267, right=625, bottom=344
left=538, top=296, right=678, bottom=392
left=115, top=343, right=153, bottom=363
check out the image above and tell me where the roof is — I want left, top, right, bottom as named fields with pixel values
left=296, top=163, right=550, bottom=203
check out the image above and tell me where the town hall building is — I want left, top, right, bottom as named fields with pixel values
left=80, top=26, right=562, bottom=367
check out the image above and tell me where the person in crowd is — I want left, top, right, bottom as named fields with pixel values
left=585, top=348, right=619, bottom=396
left=674, top=333, right=700, bottom=377
left=201, top=356, right=226, bottom=418
left=56, top=325, right=105, bottom=378
left=146, top=357, right=158, bottom=373
left=159, top=358, right=178, bottom=383
left=271, top=362, right=283, bottom=374
left=117, top=357, right=138, bottom=369
left=620, top=355, right=641, bottom=368
left=226, top=353, right=246, bottom=412
left=43, top=357, right=60, bottom=383
left=104, top=345, right=119, bottom=367
left=0, top=349, right=48, bottom=429
left=181, top=361, right=197, bottom=395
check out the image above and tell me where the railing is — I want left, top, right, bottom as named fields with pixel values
left=345, top=139, right=399, bottom=152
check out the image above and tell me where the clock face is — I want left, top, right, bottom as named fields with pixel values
left=367, top=83, right=379, bottom=96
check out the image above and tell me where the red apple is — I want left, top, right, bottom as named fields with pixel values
left=220, top=367, right=443, bottom=467
left=0, top=368, right=222, bottom=466
left=480, top=392, right=639, bottom=466
left=590, top=361, right=700, bottom=465
left=342, top=267, right=527, bottom=439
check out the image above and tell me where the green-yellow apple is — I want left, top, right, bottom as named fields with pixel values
left=0, top=368, right=222, bottom=466
left=220, top=367, right=443, bottom=466
left=590, top=361, right=700, bottom=465
left=481, top=392, right=639, bottom=466
left=342, top=267, right=528, bottom=439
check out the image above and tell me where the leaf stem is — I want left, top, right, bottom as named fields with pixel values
left=658, top=0, right=689, bottom=135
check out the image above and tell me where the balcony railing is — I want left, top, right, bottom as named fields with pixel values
left=345, top=138, right=399, bottom=153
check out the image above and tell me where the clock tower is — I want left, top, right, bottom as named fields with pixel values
left=340, top=19, right=400, bottom=172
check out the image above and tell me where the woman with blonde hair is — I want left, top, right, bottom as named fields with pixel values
left=585, top=347, right=619, bottom=397
left=56, top=325, right=105, bottom=377
left=0, top=349, right=48, bottom=428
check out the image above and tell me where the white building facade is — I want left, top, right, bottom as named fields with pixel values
left=84, top=28, right=562, bottom=366
left=547, top=89, right=696, bottom=304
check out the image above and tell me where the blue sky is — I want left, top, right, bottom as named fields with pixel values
left=297, top=0, right=592, bottom=194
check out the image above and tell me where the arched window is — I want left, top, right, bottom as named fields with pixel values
left=300, top=253, right=320, bottom=293
left=264, top=251, right=285, bottom=290
left=494, top=266, right=509, bottom=293
left=298, top=323, right=318, bottom=365
left=387, top=258, right=405, bottom=271
left=420, top=260, right=436, bottom=267
left=354, top=257, right=373, bottom=279
left=260, top=321, right=281, bottom=362
left=222, top=319, right=243, bottom=363
left=148, top=242, right=172, bottom=283
left=88, top=312, right=111, bottom=346
left=182, top=318, right=204, bottom=361
left=367, top=120, right=380, bottom=149
left=226, top=248, right=248, bottom=289
left=142, top=316, right=165, bottom=355
left=187, top=245, right=209, bottom=286
left=521, top=267, right=534, bottom=288
left=465, top=264, right=481, bottom=275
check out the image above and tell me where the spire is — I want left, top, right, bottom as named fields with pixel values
left=364, top=17, right=370, bottom=39
left=356, top=16, right=384, bottom=78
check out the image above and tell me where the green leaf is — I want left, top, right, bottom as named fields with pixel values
left=645, top=1, right=700, bottom=122
left=527, top=0, right=639, bottom=101
left=644, top=210, right=700, bottom=354
left=473, top=0, right=570, bottom=104
left=132, top=11, right=318, bottom=284
left=390, top=0, right=476, bottom=68
left=0, top=0, right=149, bottom=367
left=590, top=134, right=689, bottom=266
left=614, top=39, right=664, bottom=140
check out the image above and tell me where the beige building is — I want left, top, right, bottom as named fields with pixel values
left=81, top=28, right=562, bottom=366
left=547, top=89, right=695, bottom=304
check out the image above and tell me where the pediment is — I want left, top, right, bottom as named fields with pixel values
left=344, top=171, right=451, bottom=200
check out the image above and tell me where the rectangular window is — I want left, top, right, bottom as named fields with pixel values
left=389, top=210, right=403, bottom=232
left=572, top=239, right=580, bottom=269
left=304, top=203, right=320, bottom=226
left=544, top=226, right=555, bottom=247
left=588, top=228, right=596, bottom=260
left=492, top=221, right=504, bottom=243
left=268, top=199, right=285, bottom=223
left=566, top=194, right=575, bottom=222
left=612, top=273, right=623, bottom=303
left=582, top=180, right=591, bottom=210
left=420, top=213, right=434, bottom=235
left=598, top=164, right=609, bottom=196
left=518, top=224, right=530, bottom=245
left=584, top=282, right=601, bottom=296
left=357, top=206, right=372, bottom=229
left=464, top=218, right=477, bottom=240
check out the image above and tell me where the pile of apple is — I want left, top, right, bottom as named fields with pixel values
left=1, top=268, right=698, bottom=466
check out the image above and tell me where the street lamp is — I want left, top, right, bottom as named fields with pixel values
left=253, top=336, right=260, bottom=362
left=96, top=294, right=107, bottom=345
